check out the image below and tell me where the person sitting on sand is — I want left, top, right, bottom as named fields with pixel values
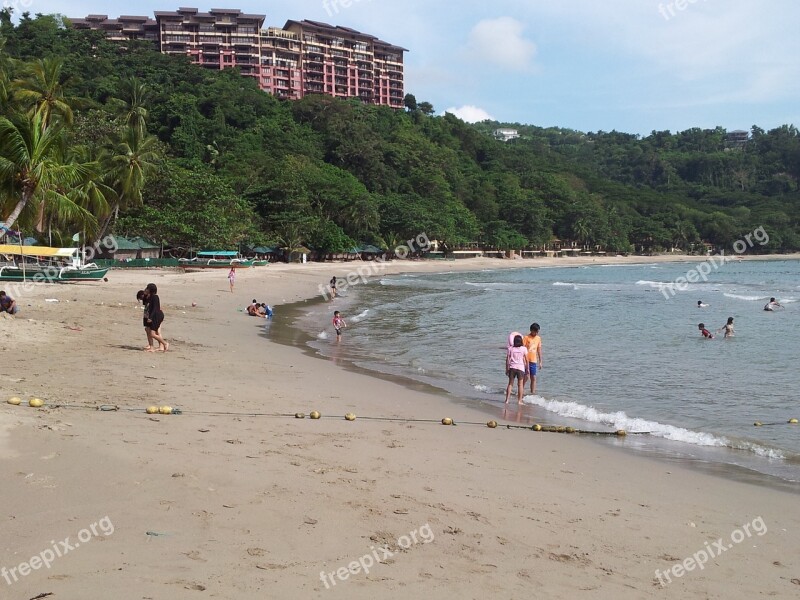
left=0, top=291, right=18, bottom=315
left=246, top=299, right=260, bottom=316
left=505, top=334, right=529, bottom=405
left=144, top=283, right=168, bottom=352
left=698, top=323, right=714, bottom=339
left=764, top=297, right=782, bottom=311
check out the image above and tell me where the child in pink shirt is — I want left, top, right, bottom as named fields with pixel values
left=505, top=334, right=529, bottom=405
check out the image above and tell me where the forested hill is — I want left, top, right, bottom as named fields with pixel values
left=2, top=12, right=798, bottom=253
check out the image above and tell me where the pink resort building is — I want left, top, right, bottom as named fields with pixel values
left=70, top=7, right=407, bottom=108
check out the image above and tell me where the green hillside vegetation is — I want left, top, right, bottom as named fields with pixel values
left=1, top=12, right=798, bottom=255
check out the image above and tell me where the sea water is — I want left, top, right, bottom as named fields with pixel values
left=302, top=260, right=800, bottom=484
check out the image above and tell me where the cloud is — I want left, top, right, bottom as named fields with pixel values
left=467, top=17, right=537, bottom=71
left=445, top=105, right=495, bottom=123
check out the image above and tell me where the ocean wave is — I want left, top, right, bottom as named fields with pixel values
left=350, top=309, right=370, bottom=323
left=522, top=396, right=785, bottom=459
left=724, top=293, right=768, bottom=301
left=553, top=281, right=577, bottom=287
left=473, top=384, right=500, bottom=394
left=316, top=331, right=329, bottom=340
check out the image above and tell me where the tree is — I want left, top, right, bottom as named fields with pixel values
left=418, top=101, right=435, bottom=115
left=403, top=93, right=417, bottom=112
left=0, top=111, right=88, bottom=234
left=12, top=57, right=77, bottom=127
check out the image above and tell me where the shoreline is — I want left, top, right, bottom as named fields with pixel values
left=2, top=255, right=799, bottom=598
left=269, top=263, right=800, bottom=494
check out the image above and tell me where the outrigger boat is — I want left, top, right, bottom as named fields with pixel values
left=0, top=245, right=109, bottom=282
left=178, top=250, right=268, bottom=271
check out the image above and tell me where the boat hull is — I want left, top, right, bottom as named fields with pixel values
left=0, top=265, right=109, bottom=282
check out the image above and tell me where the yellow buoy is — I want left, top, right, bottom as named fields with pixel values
left=531, top=423, right=542, bottom=431
left=615, top=430, right=627, bottom=437
left=441, top=417, right=453, bottom=426
left=344, top=413, right=356, bottom=421
left=145, top=406, right=159, bottom=414
left=295, top=412, right=305, bottom=419
left=487, top=420, right=498, bottom=429
left=565, top=427, right=576, bottom=434
left=753, top=421, right=763, bottom=427
left=789, top=418, right=799, bottom=424
left=310, top=411, right=321, bottom=420
left=158, top=406, right=173, bottom=415
left=556, top=426, right=567, bottom=433
left=29, top=398, right=44, bottom=408
left=7, top=397, right=21, bottom=405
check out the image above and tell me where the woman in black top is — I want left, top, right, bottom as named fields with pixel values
left=144, top=283, right=169, bottom=352
left=137, top=289, right=153, bottom=350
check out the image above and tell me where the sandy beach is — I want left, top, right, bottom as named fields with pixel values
left=2, top=254, right=799, bottom=599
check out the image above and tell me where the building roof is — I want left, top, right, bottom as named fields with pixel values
left=112, top=236, right=160, bottom=250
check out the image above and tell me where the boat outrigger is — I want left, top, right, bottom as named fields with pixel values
left=178, top=251, right=267, bottom=271
left=0, top=245, right=109, bottom=282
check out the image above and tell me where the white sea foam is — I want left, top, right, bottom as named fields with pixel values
left=317, top=331, right=329, bottom=340
left=350, top=309, right=370, bottom=323
left=724, top=293, right=768, bottom=301
left=553, top=281, right=576, bottom=287
left=522, top=396, right=785, bottom=458
left=473, top=384, right=499, bottom=394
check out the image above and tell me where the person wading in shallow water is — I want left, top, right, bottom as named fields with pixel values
left=144, top=283, right=169, bottom=352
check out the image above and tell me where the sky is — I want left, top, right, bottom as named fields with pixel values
left=27, top=0, right=800, bottom=135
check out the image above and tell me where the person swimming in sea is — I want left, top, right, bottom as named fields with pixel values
left=697, top=300, right=709, bottom=308
left=763, top=297, right=782, bottom=311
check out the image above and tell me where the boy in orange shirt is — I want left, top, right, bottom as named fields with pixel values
left=522, top=323, right=543, bottom=394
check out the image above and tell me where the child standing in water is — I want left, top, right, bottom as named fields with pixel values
left=698, top=323, right=714, bottom=339
left=718, top=317, right=735, bottom=338
left=522, top=323, right=543, bottom=394
left=505, top=334, right=529, bottom=405
left=333, top=311, right=347, bottom=341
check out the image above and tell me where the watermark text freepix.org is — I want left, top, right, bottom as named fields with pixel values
left=658, top=0, right=710, bottom=21
left=320, top=523, right=434, bottom=589
left=660, top=226, right=768, bottom=300
left=655, top=516, right=767, bottom=586
left=318, top=233, right=431, bottom=300
left=2, top=516, right=115, bottom=585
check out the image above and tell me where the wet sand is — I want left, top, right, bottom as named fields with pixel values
left=1, top=256, right=799, bottom=599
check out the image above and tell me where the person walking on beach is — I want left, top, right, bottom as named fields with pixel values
left=333, top=310, right=346, bottom=341
left=137, top=289, right=153, bottom=350
left=764, top=297, right=782, bottom=311
left=698, top=323, right=714, bottom=339
left=144, top=283, right=168, bottom=352
left=505, top=334, right=529, bottom=405
left=228, top=267, right=236, bottom=293
left=329, top=276, right=337, bottom=300
left=717, top=317, right=735, bottom=338
left=522, top=323, right=543, bottom=394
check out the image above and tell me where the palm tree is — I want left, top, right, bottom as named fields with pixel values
left=0, top=111, right=89, bottom=234
left=116, top=77, right=150, bottom=136
left=95, top=126, right=160, bottom=239
left=12, top=57, right=76, bottom=128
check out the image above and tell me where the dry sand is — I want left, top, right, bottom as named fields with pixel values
left=1, top=255, right=799, bottom=599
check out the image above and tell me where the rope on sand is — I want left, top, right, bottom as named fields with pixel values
left=5, top=398, right=652, bottom=436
